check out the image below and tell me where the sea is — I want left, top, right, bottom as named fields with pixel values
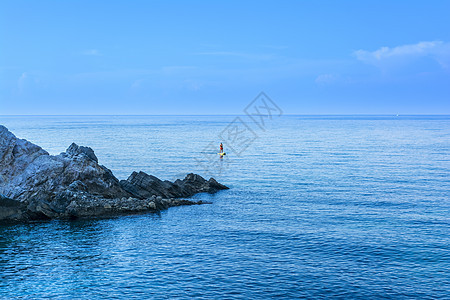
left=0, top=115, right=449, bottom=299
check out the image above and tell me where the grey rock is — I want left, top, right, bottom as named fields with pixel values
left=0, top=125, right=229, bottom=222
left=65, top=143, right=98, bottom=163
left=148, top=201, right=156, bottom=210
left=0, top=125, right=127, bottom=205
left=120, top=171, right=229, bottom=199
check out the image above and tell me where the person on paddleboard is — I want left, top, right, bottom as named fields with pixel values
left=220, top=143, right=223, bottom=153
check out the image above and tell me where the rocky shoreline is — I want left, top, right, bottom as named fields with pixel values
left=0, top=125, right=228, bottom=222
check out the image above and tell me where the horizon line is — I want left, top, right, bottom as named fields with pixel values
left=1, top=113, right=450, bottom=116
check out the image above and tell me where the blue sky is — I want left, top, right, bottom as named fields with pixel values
left=1, top=1, right=449, bottom=114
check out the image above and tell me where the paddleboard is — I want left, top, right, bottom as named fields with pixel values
left=218, top=152, right=226, bottom=156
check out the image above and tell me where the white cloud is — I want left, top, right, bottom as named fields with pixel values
left=82, top=49, right=101, bottom=56
left=354, top=41, right=450, bottom=69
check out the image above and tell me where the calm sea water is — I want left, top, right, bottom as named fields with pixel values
left=0, top=115, right=449, bottom=299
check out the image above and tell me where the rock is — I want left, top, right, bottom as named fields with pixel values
left=69, top=180, right=88, bottom=191
left=66, top=200, right=78, bottom=214
left=119, top=171, right=180, bottom=199
left=0, top=125, right=229, bottom=222
left=0, top=126, right=127, bottom=205
left=120, top=172, right=229, bottom=199
left=148, top=201, right=156, bottom=210
left=0, top=194, right=27, bottom=222
left=65, top=143, right=98, bottom=163
left=175, top=173, right=230, bottom=195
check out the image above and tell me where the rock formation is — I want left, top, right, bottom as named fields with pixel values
left=0, top=125, right=228, bottom=222
left=120, top=171, right=228, bottom=199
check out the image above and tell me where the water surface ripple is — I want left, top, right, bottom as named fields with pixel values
left=0, top=115, right=449, bottom=299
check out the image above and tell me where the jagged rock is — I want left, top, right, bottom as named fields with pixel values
left=65, top=143, right=98, bottom=163
left=120, top=171, right=229, bottom=199
left=174, top=173, right=229, bottom=196
left=0, top=125, right=229, bottom=222
left=120, top=171, right=181, bottom=199
left=0, top=125, right=127, bottom=204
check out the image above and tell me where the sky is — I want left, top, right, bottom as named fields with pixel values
left=1, top=0, right=449, bottom=115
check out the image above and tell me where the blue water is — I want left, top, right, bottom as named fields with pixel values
left=1, top=115, right=449, bottom=299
